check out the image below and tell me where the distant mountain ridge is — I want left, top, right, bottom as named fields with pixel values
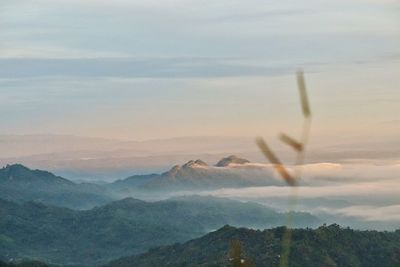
left=111, top=155, right=281, bottom=193
left=0, top=134, right=259, bottom=181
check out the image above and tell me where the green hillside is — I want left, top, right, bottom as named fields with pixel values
left=107, top=224, right=400, bottom=267
left=0, top=196, right=318, bottom=266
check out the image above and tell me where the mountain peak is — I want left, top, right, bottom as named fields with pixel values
left=2, top=163, right=31, bottom=172
left=182, top=159, right=208, bottom=169
left=215, top=155, right=250, bottom=167
left=194, top=159, right=208, bottom=166
left=162, top=165, right=182, bottom=177
left=1, top=164, right=36, bottom=179
left=162, top=159, right=208, bottom=178
left=0, top=163, right=73, bottom=185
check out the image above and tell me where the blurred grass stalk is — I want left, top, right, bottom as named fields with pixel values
left=256, top=69, right=312, bottom=267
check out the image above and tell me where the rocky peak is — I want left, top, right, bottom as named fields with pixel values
left=182, top=159, right=208, bottom=169
left=162, top=165, right=181, bottom=177
left=163, top=159, right=208, bottom=177
left=215, top=155, right=250, bottom=167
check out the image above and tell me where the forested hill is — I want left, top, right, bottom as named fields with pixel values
left=0, top=261, right=49, bottom=267
left=107, top=224, right=400, bottom=267
left=0, top=196, right=318, bottom=266
left=0, top=164, right=112, bottom=209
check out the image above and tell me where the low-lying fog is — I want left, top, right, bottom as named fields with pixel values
left=127, top=160, right=400, bottom=230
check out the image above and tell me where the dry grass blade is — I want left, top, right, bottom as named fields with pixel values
left=279, top=133, right=303, bottom=152
left=297, top=69, right=311, bottom=118
left=255, top=137, right=296, bottom=186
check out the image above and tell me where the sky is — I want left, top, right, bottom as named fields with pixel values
left=1, top=1, right=399, bottom=228
left=0, top=0, right=399, bottom=141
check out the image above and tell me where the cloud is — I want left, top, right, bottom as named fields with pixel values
left=210, top=161, right=400, bottom=185
left=318, top=205, right=400, bottom=222
left=206, top=180, right=400, bottom=199
left=1, top=0, right=398, bottom=62
left=355, top=0, right=400, bottom=5
left=202, top=160, right=400, bottom=224
left=0, top=57, right=293, bottom=78
left=301, top=162, right=400, bottom=184
left=203, top=179, right=400, bottom=225
left=0, top=43, right=130, bottom=59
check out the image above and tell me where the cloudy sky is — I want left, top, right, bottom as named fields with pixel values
left=0, top=0, right=399, bottom=141
left=0, top=0, right=399, bottom=227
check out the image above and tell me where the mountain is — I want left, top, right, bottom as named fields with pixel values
left=0, top=196, right=319, bottom=266
left=106, top=224, right=400, bottom=267
left=111, top=156, right=281, bottom=194
left=2, top=134, right=399, bottom=182
left=0, top=261, right=50, bottom=267
left=0, top=164, right=113, bottom=209
left=0, top=160, right=279, bottom=208
left=216, top=155, right=250, bottom=167
left=0, top=135, right=259, bottom=181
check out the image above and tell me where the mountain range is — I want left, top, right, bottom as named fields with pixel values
left=0, top=158, right=280, bottom=208
left=0, top=135, right=259, bottom=181
left=0, top=196, right=319, bottom=266
left=111, top=155, right=281, bottom=194
left=2, top=134, right=398, bottom=182
left=1, top=162, right=400, bottom=266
